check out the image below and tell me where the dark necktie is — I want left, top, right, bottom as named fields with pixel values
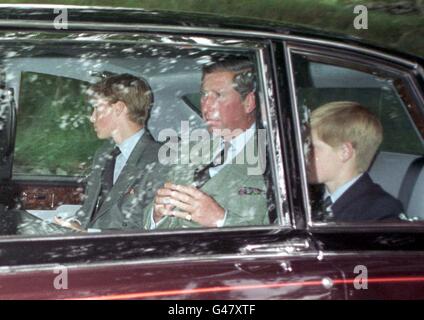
left=322, top=196, right=334, bottom=220
left=93, top=146, right=121, bottom=219
left=193, top=141, right=230, bottom=189
left=102, top=146, right=121, bottom=192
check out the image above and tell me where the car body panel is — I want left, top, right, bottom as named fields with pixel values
left=0, top=229, right=346, bottom=300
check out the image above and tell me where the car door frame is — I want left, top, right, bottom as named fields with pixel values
left=283, top=38, right=424, bottom=299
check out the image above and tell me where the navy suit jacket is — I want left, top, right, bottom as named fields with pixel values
left=330, top=173, right=403, bottom=222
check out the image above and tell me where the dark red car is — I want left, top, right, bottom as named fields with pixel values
left=0, top=4, right=423, bottom=300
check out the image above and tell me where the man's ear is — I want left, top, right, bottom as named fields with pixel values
left=112, top=101, right=127, bottom=116
left=243, top=92, right=256, bottom=114
left=339, top=142, right=355, bottom=162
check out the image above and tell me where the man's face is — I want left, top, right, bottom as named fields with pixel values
left=307, top=129, right=343, bottom=185
left=89, top=96, right=117, bottom=140
left=200, top=71, right=250, bottom=134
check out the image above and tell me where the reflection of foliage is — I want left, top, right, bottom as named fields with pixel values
left=299, top=103, right=312, bottom=166
left=14, top=72, right=102, bottom=176
left=1, top=1, right=422, bottom=55
left=299, top=86, right=424, bottom=154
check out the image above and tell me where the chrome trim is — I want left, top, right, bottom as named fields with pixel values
left=2, top=249, right=424, bottom=275
left=309, top=221, right=424, bottom=232
left=0, top=19, right=419, bottom=71
left=0, top=250, right=319, bottom=275
left=257, top=48, right=289, bottom=226
left=321, top=250, right=424, bottom=259
left=285, top=45, right=312, bottom=227
left=241, top=238, right=311, bottom=254
left=0, top=223, right=289, bottom=244
left=0, top=32, right=261, bottom=50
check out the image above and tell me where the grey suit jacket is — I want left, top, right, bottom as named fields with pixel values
left=143, top=134, right=269, bottom=229
left=13, top=130, right=168, bottom=235
left=76, top=131, right=168, bottom=230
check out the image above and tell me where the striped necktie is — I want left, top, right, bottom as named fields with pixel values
left=192, top=141, right=231, bottom=188
left=322, top=195, right=334, bottom=220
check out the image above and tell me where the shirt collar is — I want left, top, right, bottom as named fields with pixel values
left=225, top=123, right=256, bottom=161
left=325, top=173, right=363, bottom=203
left=117, top=128, right=145, bottom=160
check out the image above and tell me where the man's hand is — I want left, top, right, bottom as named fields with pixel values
left=153, top=182, right=225, bottom=227
left=53, top=217, right=86, bottom=233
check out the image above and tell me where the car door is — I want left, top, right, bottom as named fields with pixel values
left=0, top=15, right=346, bottom=300
left=286, top=39, right=424, bottom=299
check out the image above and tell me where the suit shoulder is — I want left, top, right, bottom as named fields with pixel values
left=362, top=180, right=404, bottom=219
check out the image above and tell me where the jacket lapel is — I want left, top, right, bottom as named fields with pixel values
left=81, top=143, right=114, bottom=223
left=90, top=131, right=154, bottom=223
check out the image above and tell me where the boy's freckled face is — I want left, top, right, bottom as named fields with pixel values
left=307, top=129, right=342, bottom=185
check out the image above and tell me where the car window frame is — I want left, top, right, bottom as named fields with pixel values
left=0, top=29, right=292, bottom=246
left=285, top=42, right=424, bottom=231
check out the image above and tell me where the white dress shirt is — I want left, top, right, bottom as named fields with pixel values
left=324, top=173, right=363, bottom=205
left=209, top=123, right=256, bottom=178
left=113, top=128, right=145, bottom=183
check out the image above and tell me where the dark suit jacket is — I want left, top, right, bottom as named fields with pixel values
left=330, top=173, right=403, bottom=222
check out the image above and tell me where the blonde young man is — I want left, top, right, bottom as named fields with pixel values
left=308, top=101, right=403, bottom=222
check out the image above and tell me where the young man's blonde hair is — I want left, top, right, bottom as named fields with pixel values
left=311, top=101, right=383, bottom=172
left=89, top=73, right=153, bottom=126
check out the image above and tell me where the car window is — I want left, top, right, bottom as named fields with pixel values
left=0, top=33, right=284, bottom=238
left=290, top=48, right=424, bottom=224
left=14, top=72, right=100, bottom=176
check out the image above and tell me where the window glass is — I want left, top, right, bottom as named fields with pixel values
left=14, top=72, right=100, bottom=176
left=292, top=51, right=424, bottom=224
left=0, top=36, right=280, bottom=238
left=293, top=54, right=424, bottom=155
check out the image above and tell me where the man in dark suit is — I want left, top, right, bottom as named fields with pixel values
left=14, top=73, right=167, bottom=234
left=307, top=101, right=403, bottom=222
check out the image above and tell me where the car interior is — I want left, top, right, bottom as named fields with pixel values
left=0, top=39, right=422, bottom=234
left=294, top=55, right=424, bottom=221
left=0, top=41, right=279, bottom=228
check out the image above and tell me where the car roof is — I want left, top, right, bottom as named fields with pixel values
left=0, top=4, right=423, bottom=66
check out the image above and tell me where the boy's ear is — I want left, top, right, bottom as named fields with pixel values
left=340, top=142, right=355, bottom=162
left=112, top=101, right=127, bottom=116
